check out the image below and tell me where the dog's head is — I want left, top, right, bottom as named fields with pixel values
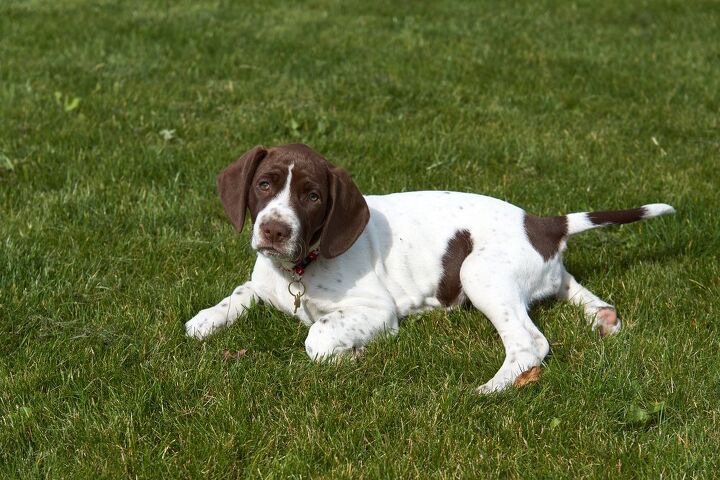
left=217, top=144, right=369, bottom=263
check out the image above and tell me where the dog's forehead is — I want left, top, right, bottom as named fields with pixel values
left=261, top=144, right=329, bottom=181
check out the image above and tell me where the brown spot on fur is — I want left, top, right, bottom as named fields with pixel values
left=437, top=229, right=474, bottom=306
left=524, top=214, right=568, bottom=261
left=588, top=207, right=646, bottom=226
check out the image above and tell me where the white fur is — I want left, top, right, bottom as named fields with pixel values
left=186, top=188, right=672, bottom=393
left=643, top=203, right=675, bottom=218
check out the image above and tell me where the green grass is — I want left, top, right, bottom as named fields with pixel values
left=1, top=0, right=719, bottom=477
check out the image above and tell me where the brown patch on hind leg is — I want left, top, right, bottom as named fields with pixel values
left=596, top=307, right=620, bottom=337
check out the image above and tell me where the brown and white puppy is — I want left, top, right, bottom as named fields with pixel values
left=186, top=143, right=675, bottom=393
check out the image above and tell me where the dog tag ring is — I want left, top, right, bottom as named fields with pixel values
left=288, top=280, right=306, bottom=314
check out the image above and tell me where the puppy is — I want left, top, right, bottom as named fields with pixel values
left=186, top=144, right=674, bottom=392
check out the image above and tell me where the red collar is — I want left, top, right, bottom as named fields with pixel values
left=286, top=249, right=320, bottom=277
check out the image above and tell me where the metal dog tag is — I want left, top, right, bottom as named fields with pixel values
left=288, top=280, right=306, bottom=314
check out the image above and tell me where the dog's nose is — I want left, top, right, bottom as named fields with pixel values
left=260, top=220, right=291, bottom=243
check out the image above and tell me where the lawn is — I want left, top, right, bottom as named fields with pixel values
left=1, top=0, right=719, bottom=477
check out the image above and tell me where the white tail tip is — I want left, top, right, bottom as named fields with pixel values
left=642, top=203, right=676, bottom=218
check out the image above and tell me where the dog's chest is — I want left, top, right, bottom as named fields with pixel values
left=250, top=258, right=338, bottom=325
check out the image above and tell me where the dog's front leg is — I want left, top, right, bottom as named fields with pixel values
left=304, top=307, right=398, bottom=361
left=185, top=282, right=258, bottom=339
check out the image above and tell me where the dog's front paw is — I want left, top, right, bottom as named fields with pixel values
left=185, top=309, right=225, bottom=339
left=304, top=323, right=354, bottom=361
left=594, top=307, right=621, bottom=337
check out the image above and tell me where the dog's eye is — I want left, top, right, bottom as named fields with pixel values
left=308, top=192, right=320, bottom=202
left=258, top=181, right=270, bottom=191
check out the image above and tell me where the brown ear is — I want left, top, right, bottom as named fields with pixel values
left=217, top=145, right=267, bottom=231
left=319, top=167, right=369, bottom=258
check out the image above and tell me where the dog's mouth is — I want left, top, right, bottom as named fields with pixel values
left=256, top=246, right=284, bottom=257
left=256, top=245, right=301, bottom=263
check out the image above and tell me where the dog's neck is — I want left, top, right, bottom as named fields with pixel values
left=264, top=242, right=321, bottom=278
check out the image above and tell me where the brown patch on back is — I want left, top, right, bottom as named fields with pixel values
left=437, top=229, right=474, bottom=306
left=588, top=207, right=646, bottom=225
left=524, top=214, right=568, bottom=261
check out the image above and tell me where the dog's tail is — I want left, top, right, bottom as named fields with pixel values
left=565, top=203, right=675, bottom=236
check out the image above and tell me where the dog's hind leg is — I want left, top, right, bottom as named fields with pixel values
left=557, top=269, right=620, bottom=337
left=460, top=254, right=549, bottom=393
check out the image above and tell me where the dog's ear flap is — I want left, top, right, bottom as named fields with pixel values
left=319, top=166, right=369, bottom=258
left=217, top=145, right=267, bottom=232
